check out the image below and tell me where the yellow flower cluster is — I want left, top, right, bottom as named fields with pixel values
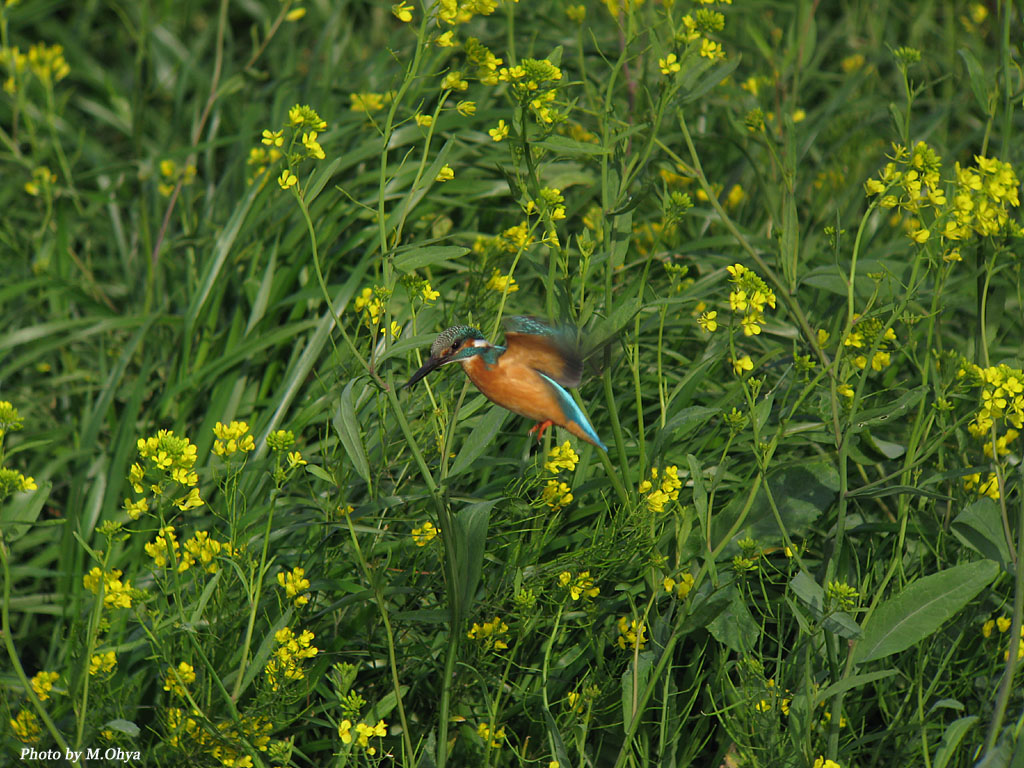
left=726, top=263, right=776, bottom=337
left=264, top=627, right=318, bottom=691
left=157, top=159, right=197, bottom=197
left=963, top=471, right=1001, bottom=501
left=958, top=362, right=1024, bottom=500
left=558, top=570, right=599, bottom=601
left=412, top=520, right=438, bottom=546
left=865, top=142, right=1020, bottom=251
left=638, top=465, right=681, bottom=513
left=982, top=615, right=1024, bottom=660
left=338, top=719, right=388, bottom=755
left=128, top=429, right=203, bottom=515
left=277, top=567, right=311, bottom=607
left=83, top=566, right=133, bottom=609
left=354, top=286, right=385, bottom=327
left=434, top=0, right=499, bottom=27
left=467, top=616, right=510, bottom=651
left=89, top=651, right=117, bottom=677
left=477, top=722, right=506, bottom=748
left=213, top=420, right=256, bottom=457
left=0, top=466, right=36, bottom=502
left=165, top=709, right=271, bottom=764
left=542, top=480, right=573, bottom=510
left=30, top=670, right=59, bottom=701
left=146, top=526, right=232, bottom=574
left=616, top=616, right=647, bottom=651
left=497, top=58, right=564, bottom=125
left=813, top=757, right=841, bottom=768
left=842, top=314, right=897, bottom=371
left=9, top=709, right=41, bottom=743
left=0, top=42, right=70, bottom=94
left=485, top=268, right=519, bottom=293
left=348, top=91, right=394, bottom=114
left=163, top=661, right=196, bottom=698
left=545, top=441, right=579, bottom=473
left=663, top=572, right=695, bottom=600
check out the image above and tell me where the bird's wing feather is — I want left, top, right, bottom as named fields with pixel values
left=501, top=317, right=582, bottom=387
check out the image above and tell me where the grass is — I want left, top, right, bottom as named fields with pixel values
left=1, top=0, right=1023, bottom=766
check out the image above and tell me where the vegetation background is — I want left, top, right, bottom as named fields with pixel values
left=1, top=0, right=1023, bottom=766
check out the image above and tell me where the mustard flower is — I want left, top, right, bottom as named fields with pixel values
left=435, top=164, right=454, bottom=182
left=10, top=710, right=41, bottom=743
left=545, top=441, right=579, bottom=473
left=354, top=720, right=388, bottom=755
left=24, top=166, right=56, bottom=197
left=664, top=573, right=695, bottom=599
left=732, top=355, right=753, bottom=375
left=265, top=627, right=318, bottom=691
left=302, top=131, right=325, bottom=160
left=698, top=310, right=718, bottom=332
left=659, top=53, right=681, bottom=75
left=82, top=566, right=133, bottom=609
left=278, top=170, right=298, bottom=189
left=558, top=570, right=599, bottom=601
left=542, top=480, right=573, bottom=510
left=183, top=530, right=230, bottom=574
left=267, top=429, right=296, bottom=452
left=213, top=420, right=255, bottom=456
left=566, top=4, right=585, bottom=21
left=441, top=70, right=469, bottom=91
left=392, top=2, right=413, bottom=22
left=700, top=39, right=725, bottom=60
left=467, top=616, right=510, bottom=651
left=288, top=104, right=327, bottom=131
left=30, top=670, right=59, bottom=701
left=285, top=7, right=306, bottom=21
left=349, top=92, right=389, bottom=113
left=89, top=651, right=117, bottom=676
left=338, top=719, right=353, bottom=744
left=412, top=521, right=438, bottom=546
left=436, top=30, right=456, bottom=47
left=415, top=113, right=433, bottom=127
left=489, top=119, right=510, bottom=141
left=477, top=722, right=505, bottom=749
left=456, top=100, right=476, bottom=116
left=287, top=450, right=307, bottom=469
left=813, top=758, right=841, bottom=768
left=616, top=616, right=647, bottom=650
left=163, top=662, right=196, bottom=697
left=485, top=268, right=518, bottom=292
left=278, top=567, right=311, bottom=606
left=421, top=283, right=440, bottom=303
left=261, top=129, right=284, bottom=147
left=123, top=496, right=148, bottom=520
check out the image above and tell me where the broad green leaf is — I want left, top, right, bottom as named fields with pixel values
left=852, top=560, right=998, bottom=664
left=932, top=716, right=978, bottom=768
left=0, top=482, right=50, bottom=542
left=334, top=378, right=371, bottom=483
left=958, top=48, right=991, bottom=116
left=393, top=245, right=469, bottom=273
left=621, top=651, right=654, bottom=730
left=708, top=587, right=760, bottom=652
left=952, top=499, right=1012, bottom=568
left=450, top=407, right=508, bottom=477
left=454, top=500, right=494, bottom=616
left=815, top=670, right=897, bottom=705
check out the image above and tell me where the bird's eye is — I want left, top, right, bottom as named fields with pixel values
left=450, top=342, right=460, bottom=352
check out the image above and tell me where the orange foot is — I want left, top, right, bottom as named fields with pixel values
left=529, top=419, right=554, bottom=441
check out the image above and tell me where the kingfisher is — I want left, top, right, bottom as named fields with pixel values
left=405, top=316, right=606, bottom=450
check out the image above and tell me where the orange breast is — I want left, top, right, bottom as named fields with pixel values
left=461, top=354, right=565, bottom=424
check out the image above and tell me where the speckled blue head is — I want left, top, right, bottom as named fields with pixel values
left=405, top=325, right=489, bottom=388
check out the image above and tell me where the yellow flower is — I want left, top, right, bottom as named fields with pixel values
left=489, top=119, right=510, bottom=142
left=338, top=719, right=352, bottom=744
left=467, top=616, right=510, bottom=651
left=456, top=100, right=477, bottom=116
left=544, top=441, right=580, bottom=474
left=421, top=284, right=440, bottom=303
left=415, top=114, right=433, bottom=127
left=658, top=53, right=681, bottom=75
left=30, top=670, right=59, bottom=701
left=277, top=567, right=311, bottom=606
left=213, top=420, right=255, bottom=456
left=732, top=355, right=753, bottom=375
left=302, top=131, right=325, bottom=160
left=441, top=70, right=469, bottom=91
left=261, top=129, right=283, bottom=147
left=616, top=616, right=647, bottom=650
left=10, top=710, right=41, bottom=744
left=812, top=758, right=841, bottom=768
left=278, top=170, right=298, bottom=190
left=566, top=4, right=585, bottom=21
left=700, top=39, right=725, bottom=61
left=392, top=1, right=413, bottom=22
left=485, top=268, right=518, bottom=292
left=163, top=662, right=196, bottom=697
left=436, top=30, right=456, bottom=47
left=698, top=311, right=718, bottom=332
left=412, top=521, right=438, bottom=546
left=435, top=164, right=455, bottom=182
left=89, top=651, right=117, bottom=676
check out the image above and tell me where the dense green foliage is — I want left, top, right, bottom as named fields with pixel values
left=2, top=1, right=1023, bottom=766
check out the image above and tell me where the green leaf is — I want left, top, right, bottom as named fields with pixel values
left=393, top=245, right=469, bottom=273
left=0, top=482, right=50, bottom=542
left=932, top=716, right=978, bottom=768
left=449, top=407, right=508, bottom=477
left=333, top=378, right=371, bottom=483
left=453, top=501, right=494, bottom=617
left=621, top=651, right=654, bottom=730
left=535, top=135, right=611, bottom=156
left=852, top=388, right=924, bottom=432
left=952, top=499, right=1012, bottom=568
left=852, top=560, right=999, bottom=664
left=707, top=587, right=760, bottom=652
left=103, top=719, right=141, bottom=738
left=958, top=48, right=992, bottom=116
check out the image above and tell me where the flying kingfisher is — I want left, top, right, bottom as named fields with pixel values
left=405, top=316, right=606, bottom=450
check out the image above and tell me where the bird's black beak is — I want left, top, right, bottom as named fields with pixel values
left=404, top=355, right=445, bottom=389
